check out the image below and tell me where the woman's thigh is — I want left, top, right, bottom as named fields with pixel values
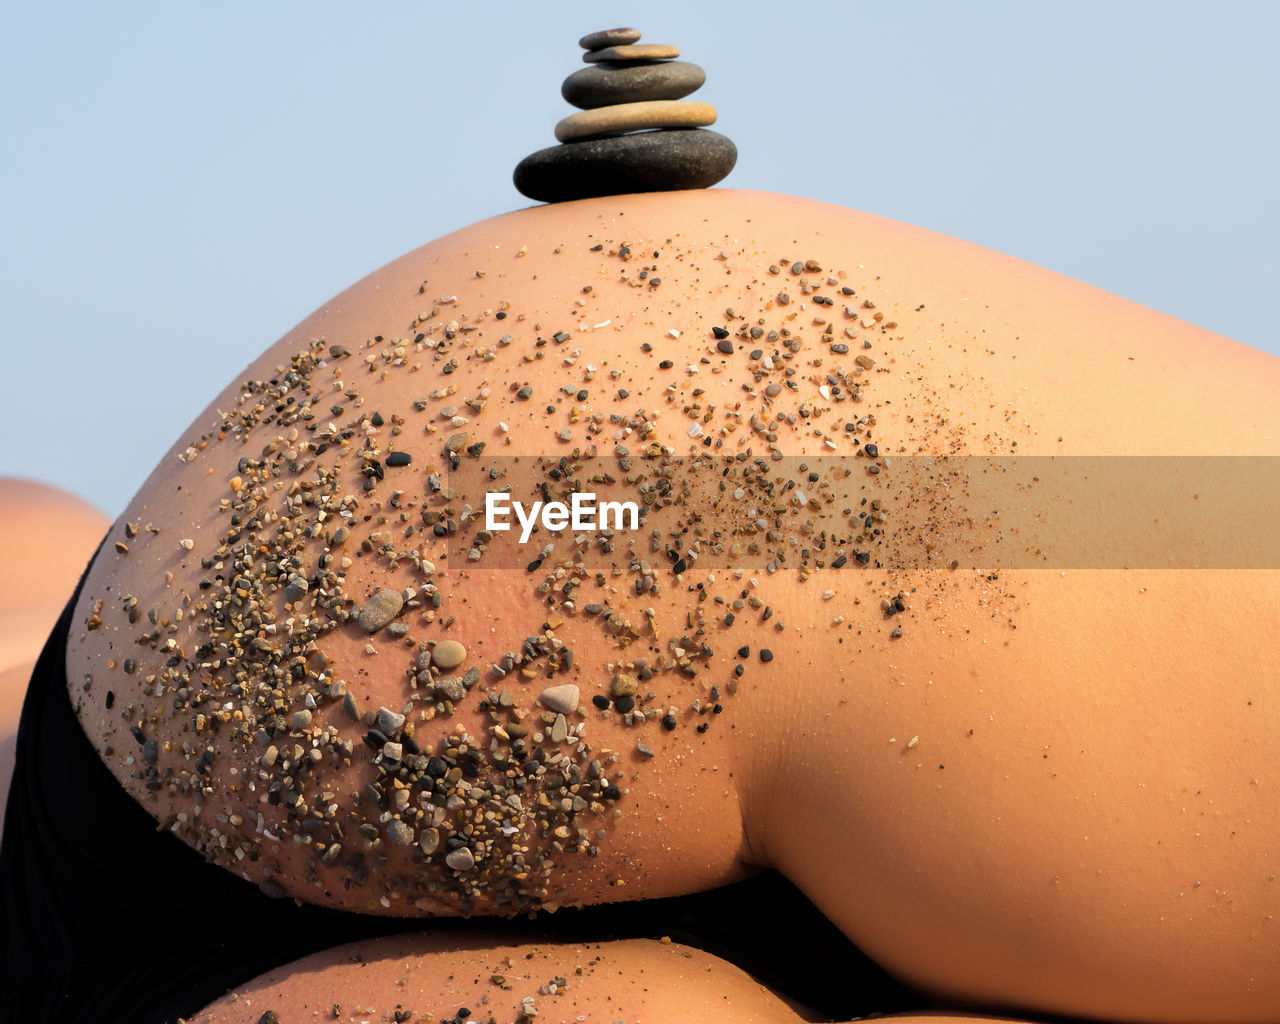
left=188, top=933, right=808, bottom=1024
left=186, top=932, right=1031, bottom=1024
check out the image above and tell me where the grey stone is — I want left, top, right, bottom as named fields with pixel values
left=358, top=589, right=403, bottom=632
left=562, top=60, right=705, bottom=109
left=539, top=683, right=580, bottom=715
left=385, top=819, right=414, bottom=846
left=376, top=706, right=406, bottom=735
left=579, top=27, right=640, bottom=50
left=259, top=878, right=286, bottom=899
left=434, top=677, right=466, bottom=702
left=514, top=129, right=736, bottom=204
left=445, top=846, right=475, bottom=871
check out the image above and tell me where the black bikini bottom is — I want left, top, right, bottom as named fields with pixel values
left=0, top=537, right=917, bottom=1023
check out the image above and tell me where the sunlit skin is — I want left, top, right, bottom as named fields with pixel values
left=57, top=191, right=1279, bottom=1023
left=189, top=933, right=991, bottom=1024
left=0, top=478, right=109, bottom=841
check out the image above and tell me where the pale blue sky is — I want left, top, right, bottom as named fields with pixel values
left=3, top=2, right=1276, bottom=516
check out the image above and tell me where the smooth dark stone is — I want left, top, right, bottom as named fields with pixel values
left=514, top=129, right=736, bottom=203
left=562, top=60, right=706, bottom=110
left=579, top=27, right=641, bottom=50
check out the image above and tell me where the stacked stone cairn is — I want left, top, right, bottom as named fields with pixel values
left=514, top=27, right=736, bottom=203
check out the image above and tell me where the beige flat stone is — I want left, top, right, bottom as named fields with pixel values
left=583, top=43, right=679, bottom=63
left=555, top=100, right=716, bottom=142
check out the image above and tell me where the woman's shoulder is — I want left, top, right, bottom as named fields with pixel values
left=0, top=477, right=108, bottom=673
left=0, top=478, right=108, bottom=842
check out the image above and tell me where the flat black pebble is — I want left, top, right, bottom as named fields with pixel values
left=386, top=451, right=412, bottom=467
left=760, top=649, right=774, bottom=663
left=514, top=130, right=736, bottom=204
left=579, top=27, right=641, bottom=50
left=562, top=60, right=706, bottom=109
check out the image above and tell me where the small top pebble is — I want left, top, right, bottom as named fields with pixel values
left=579, top=26, right=640, bottom=50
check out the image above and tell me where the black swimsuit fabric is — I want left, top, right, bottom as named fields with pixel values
left=0, top=539, right=918, bottom=1023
